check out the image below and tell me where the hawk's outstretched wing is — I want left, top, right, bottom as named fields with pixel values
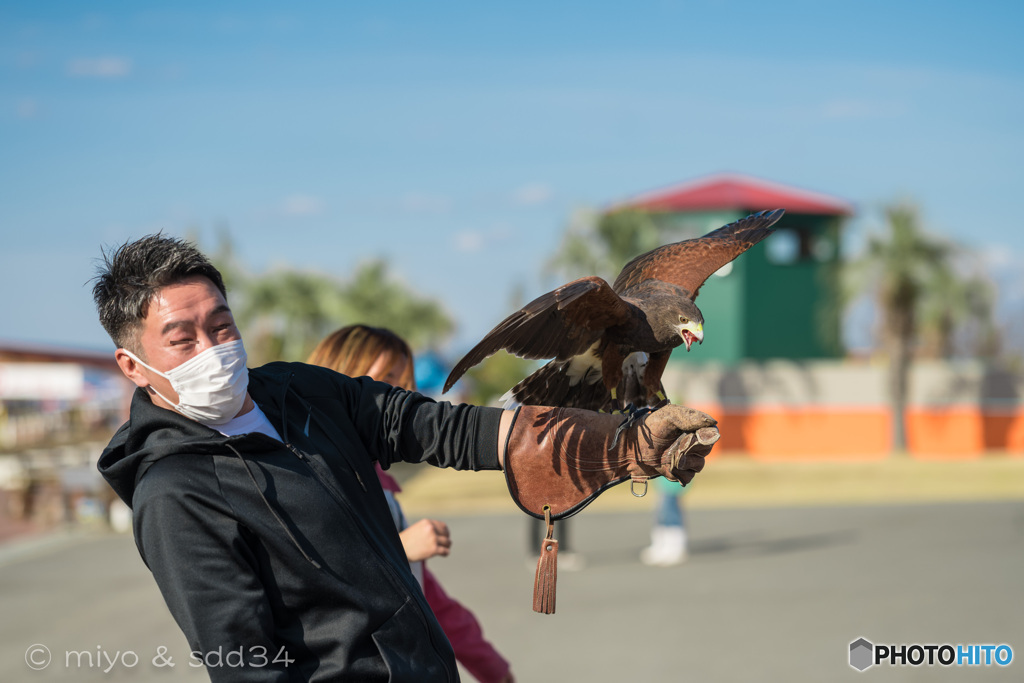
left=443, top=276, right=631, bottom=393
left=612, top=208, right=784, bottom=298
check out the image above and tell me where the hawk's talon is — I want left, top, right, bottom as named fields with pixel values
left=608, top=403, right=656, bottom=450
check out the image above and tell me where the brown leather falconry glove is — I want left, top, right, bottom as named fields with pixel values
left=503, top=404, right=720, bottom=520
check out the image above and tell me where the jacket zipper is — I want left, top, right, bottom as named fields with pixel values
left=283, top=442, right=456, bottom=682
left=272, top=372, right=454, bottom=681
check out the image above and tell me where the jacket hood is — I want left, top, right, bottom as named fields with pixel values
left=98, top=364, right=299, bottom=508
left=98, top=388, right=232, bottom=507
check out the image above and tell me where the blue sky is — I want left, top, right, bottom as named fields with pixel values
left=2, top=1, right=1022, bottom=354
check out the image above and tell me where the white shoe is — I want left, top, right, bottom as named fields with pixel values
left=109, top=500, right=133, bottom=534
left=640, top=526, right=687, bottom=566
left=559, top=552, right=586, bottom=571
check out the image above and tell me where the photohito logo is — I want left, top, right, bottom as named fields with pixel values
left=849, top=637, right=1013, bottom=672
left=849, top=638, right=873, bottom=671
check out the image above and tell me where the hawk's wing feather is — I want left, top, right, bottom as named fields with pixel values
left=443, top=276, right=631, bottom=393
left=612, top=208, right=785, bottom=298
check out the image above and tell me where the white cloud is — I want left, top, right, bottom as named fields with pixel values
left=400, top=192, right=452, bottom=214
left=281, top=194, right=325, bottom=216
left=983, top=247, right=1024, bottom=305
left=980, top=245, right=1018, bottom=271
left=452, top=224, right=515, bottom=253
left=454, top=231, right=484, bottom=253
left=67, top=57, right=132, bottom=78
left=512, top=183, right=553, bottom=206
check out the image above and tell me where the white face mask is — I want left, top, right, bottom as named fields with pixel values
left=125, top=339, right=250, bottom=426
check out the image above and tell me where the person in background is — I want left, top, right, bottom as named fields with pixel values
left=307, top=325, right=514, bottom=683
left=640, top=477, right=690, bottom=566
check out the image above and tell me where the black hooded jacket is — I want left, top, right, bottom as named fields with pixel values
left=98, top=361, right=503, bottom=682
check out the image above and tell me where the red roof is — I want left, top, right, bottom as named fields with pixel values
left=0, top=339, right=118, bottom=371
left=619, top=173, right=854, bottom=216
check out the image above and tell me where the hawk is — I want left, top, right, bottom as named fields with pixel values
left=444, top=209, right=784, bottom=412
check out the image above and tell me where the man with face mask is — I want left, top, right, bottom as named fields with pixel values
left=94, top=234, right=720, bottom=682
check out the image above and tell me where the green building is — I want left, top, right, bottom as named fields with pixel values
left=620, top=173, right=853, bottom=364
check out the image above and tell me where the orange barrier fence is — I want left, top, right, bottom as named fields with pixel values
left=692, top=404, right=1024, bottom=460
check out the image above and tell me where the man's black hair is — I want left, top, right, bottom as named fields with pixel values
left=92, top=233, right=227, bottom=353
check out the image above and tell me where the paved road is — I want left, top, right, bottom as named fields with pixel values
left=1, top=500, right=1022, bottom=681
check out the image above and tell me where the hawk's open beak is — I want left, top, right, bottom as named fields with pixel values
left=680, top=322, right=704, bottom=351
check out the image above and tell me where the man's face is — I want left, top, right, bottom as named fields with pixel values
left=115, top=275, right=242, bottom=409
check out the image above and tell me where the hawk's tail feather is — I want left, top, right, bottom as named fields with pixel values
left=506, top=354, right=669, bottom=412
left=507, top=360, right=612, bottom=412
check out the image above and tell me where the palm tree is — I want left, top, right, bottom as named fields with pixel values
left=201, top=232, right=454, bottom=364
left=336, top=260, right=455, bottom=350
left=846, top=203, right=956, bottom=451
left=233, top=262, right=455, bottom=365
left=919, top=265, right=998, bottom=360
left=235, top=268, right=343, bottom=364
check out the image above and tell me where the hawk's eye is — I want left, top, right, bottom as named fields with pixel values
left=679, top=316, right=689, bottom=324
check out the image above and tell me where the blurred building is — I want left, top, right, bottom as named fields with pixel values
left=617, top=173, right=1024, bottom=458
left=0, top=341, right=130, bottom=537
left=665, top=360, right=1024, bottom=459
left=622, top=173, right=853, bottom=363
left=0, top=340, right=127, bottom=448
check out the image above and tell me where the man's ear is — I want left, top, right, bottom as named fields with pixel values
left=115, top=349, right=150, bottom=390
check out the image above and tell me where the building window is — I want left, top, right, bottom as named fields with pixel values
left=766, top=228, right=801, bottom=264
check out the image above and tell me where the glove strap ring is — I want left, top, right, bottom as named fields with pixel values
left=630, top=476, right=649, bottom=498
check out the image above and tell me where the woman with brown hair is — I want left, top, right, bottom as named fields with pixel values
left=308, top=325, right=514, bottom=683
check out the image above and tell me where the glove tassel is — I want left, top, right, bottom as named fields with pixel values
left=532, top=505, right=558, bottom=614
